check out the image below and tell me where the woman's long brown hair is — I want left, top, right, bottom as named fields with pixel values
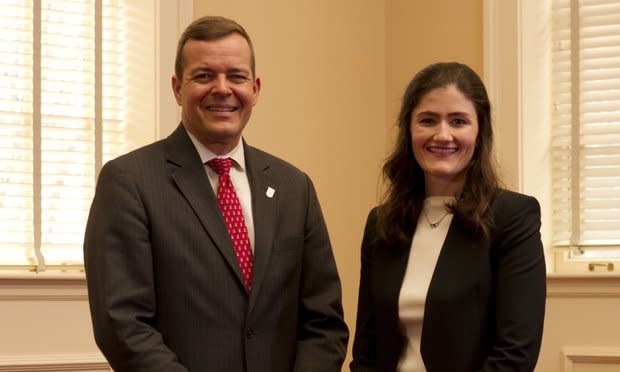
left=377, top=62, right=500, bottom=246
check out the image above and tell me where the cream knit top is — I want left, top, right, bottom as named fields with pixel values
left=397, top=196, right=455, bottom=372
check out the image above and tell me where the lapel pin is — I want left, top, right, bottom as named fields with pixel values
left=266, top=187, right=275, bottom=198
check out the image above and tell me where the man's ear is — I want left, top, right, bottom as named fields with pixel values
left=171, top=74, right=182, bottom=105
left=251, top=76, right=261, bottom=106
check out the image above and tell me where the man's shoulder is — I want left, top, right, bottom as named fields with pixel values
left=245, top=144, right=307, bottom=177
left=102, top=138, right=168, bottom=172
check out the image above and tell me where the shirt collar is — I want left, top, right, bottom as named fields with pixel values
left=185, top=129, right=246, bottom=172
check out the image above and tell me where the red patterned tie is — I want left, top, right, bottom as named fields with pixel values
left=207, top=158, right=253, bottom=292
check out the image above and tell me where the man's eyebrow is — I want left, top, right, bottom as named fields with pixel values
left=186, top=66, right=212, bottom=74
left=227, top=68, right=251, bottom=74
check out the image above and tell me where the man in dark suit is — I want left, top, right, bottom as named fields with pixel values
left=84, top=15, right=348, bottom=372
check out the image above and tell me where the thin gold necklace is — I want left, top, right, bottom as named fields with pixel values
left=424, top=208, right=449, bottom=228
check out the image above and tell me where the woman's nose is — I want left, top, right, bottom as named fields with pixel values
left=433, top=121, right=452, bottom=141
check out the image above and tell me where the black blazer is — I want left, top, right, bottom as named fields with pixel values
left=350, top=190, right=546, bottom=372
left=84, top=125, right=348, bottom=372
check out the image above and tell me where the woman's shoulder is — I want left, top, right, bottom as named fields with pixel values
left=493, top=189, right=540, bottom=211
left=362, top=206, right=381, bottom=235
left=491, top=189, right=542, bottom=234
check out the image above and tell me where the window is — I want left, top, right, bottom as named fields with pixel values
left=550, top=0, right=620, bottom=266
left=484, top=0, right=620, bottom=273
left=0, top=0, right=188, bottom=272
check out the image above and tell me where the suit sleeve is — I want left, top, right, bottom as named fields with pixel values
left=350, top=209, right=379, bottom=372
left=480, top=194, right=546, bottom=372
left=293, top=175, right=349, bottom=372
left=83, top=161, right=189, bottom=372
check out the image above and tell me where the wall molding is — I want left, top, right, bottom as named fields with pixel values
left=0, top=275, right=87, bottom=301
left=155, top=0, right=193, bottom=138
left=4, top=271, right=620, bottom=300
left=563, top=347, right=620, bottom=372
left=547, top=274, right=620, bottom=298
left=0, top=353, right=109, bottom=371
left=484, top=0, right=555, bottom=269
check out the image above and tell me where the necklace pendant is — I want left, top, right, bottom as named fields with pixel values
left=424, top=208, right=449, bottom=229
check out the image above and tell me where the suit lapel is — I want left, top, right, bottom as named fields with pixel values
left=164, top=125, right=247, bottom=288
left=244, top=143, right=277, bottom=310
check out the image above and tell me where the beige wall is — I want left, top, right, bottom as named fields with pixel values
left=538, top=276, right=620, bottom=371
left=386, top=0, right=483, bottom=145
left=195, top=0, right=482, bottom=368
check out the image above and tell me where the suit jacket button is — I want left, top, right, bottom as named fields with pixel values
left=246, top=328, right=254, bottom=339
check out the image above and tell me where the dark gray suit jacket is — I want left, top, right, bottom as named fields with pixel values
left=84, top=125, right=348, bottom=372
left=350, top=190, right=546, bottom=372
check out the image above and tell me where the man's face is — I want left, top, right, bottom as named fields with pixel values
left=172, top=33, right=260, bottom=154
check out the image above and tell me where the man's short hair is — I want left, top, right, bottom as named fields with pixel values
left=174, top=16, right=256, bottom=81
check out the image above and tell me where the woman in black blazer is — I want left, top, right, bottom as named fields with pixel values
left=350, top=62, right=546, bottom=372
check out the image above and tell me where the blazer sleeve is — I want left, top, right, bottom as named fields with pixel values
left=83, top=160, right=189, bottom=372
left=293, top=175, right=349, bottom=372
left=350, top=209, right=379, bottom=372
left=480, top=193, right=546, bottom=371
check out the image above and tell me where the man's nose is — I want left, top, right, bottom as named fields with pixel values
left=212, top=75, right=232, bottom=95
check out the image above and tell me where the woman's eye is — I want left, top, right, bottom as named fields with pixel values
left=419, top=118, right=434, bottom=125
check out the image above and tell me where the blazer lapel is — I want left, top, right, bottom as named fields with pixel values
left=164, top=125, right=247, bottom=288
left=244, top=143, right=277, bottom=310
left=421, top=214, right=487, bottom=366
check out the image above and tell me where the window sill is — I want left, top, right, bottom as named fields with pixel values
left=0, top=270, right=86, bottom=301
left=552, top=250, right=619, bottom=276
left=0, top=270, right=85, bottom=281
left=0, top=262, right=84, bottom=279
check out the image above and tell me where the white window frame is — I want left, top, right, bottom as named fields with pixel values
left=483, top=0, right=620, bottom=275
left=155, top=0, right=192, bottom=138
left=0, top=0, right=192, bottom=276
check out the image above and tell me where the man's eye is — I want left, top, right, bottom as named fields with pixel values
left=229, top=74, right=249, bottom=82
left=194, top=73, right=212, bottom=81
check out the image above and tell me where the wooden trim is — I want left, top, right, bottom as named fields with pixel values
left=547, top=274, right=620, bottom=298
left=3, top=271, right=620, bottom=300
left=563, top=347, right=620, bottom=372
left=0, top=353, right=109, bottom=371
left=0, top=275, right=87, bottom=301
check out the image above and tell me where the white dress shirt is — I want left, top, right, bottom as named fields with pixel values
left=186, top=131, right=255, bottom=252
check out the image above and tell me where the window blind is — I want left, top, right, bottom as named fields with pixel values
left=551, top=0, right=620, bottom=253
left=0, top=0, right=155, bottom=270
left=0, top=0, right=34, bottom=266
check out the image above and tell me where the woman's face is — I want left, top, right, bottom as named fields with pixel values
left=410, top=84, right=479, bottom=196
